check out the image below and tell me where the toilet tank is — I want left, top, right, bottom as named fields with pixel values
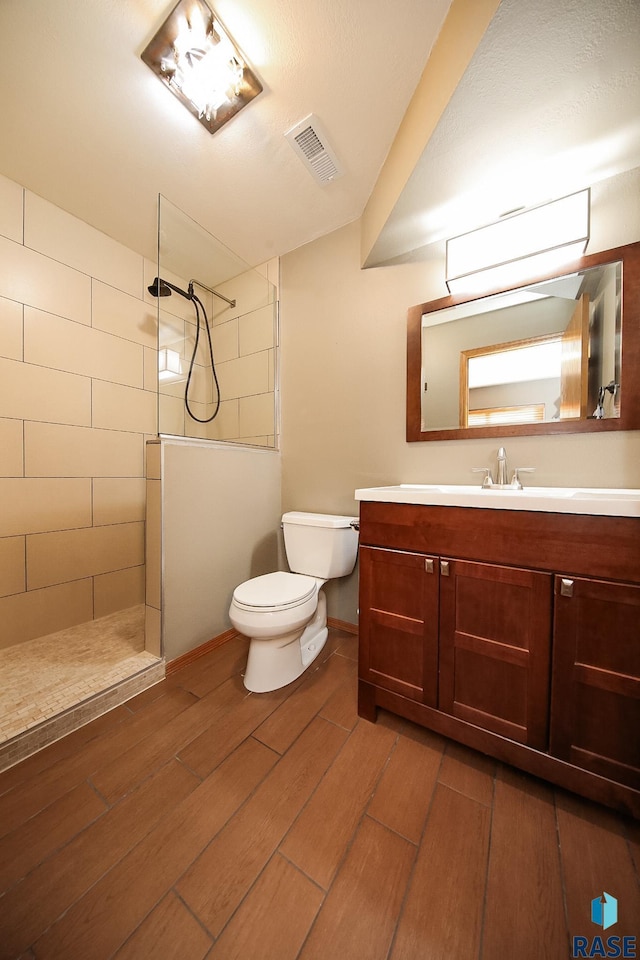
left=282, top=512, right=359, bottom=579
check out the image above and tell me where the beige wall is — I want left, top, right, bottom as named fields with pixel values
left=280, top=179, right=640, bottom=624
left=161, top=439, right=281, bottom=661
left=0, top=173, right=159, bottom=651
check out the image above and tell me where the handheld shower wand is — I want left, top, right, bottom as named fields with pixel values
left=148, top=277, right=222, bottom=423
left=593, top=380, right=618, bottom=419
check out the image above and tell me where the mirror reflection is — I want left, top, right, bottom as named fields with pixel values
left=420, top=262, right=621, bottom=432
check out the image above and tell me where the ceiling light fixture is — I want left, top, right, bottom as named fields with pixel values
left=141, top=0, right=262, bottom=135
left=445, top=189, right=590, bottom=295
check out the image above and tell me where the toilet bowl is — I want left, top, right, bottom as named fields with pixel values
left=229, top=512, right=358, bottom=692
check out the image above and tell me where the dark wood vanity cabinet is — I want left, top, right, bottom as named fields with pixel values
left=357, top=501, right=640, bottom=816
left=549, top=575, right=640, bottom=792
left=360, top=547, right=553, bottom=749
left=359, top=546, right=439, bottom=707
left=439, top=558, right=553, bottom=752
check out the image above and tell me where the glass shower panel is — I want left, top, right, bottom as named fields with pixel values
left=157, top=196, right=278, bottom=446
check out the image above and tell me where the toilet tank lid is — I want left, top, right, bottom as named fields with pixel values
left=282, top=511, right=358, bottom=528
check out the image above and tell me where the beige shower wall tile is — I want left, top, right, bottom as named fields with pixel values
left=93, top=478, right=146, bottom=525
left=0, top=235, right=91, bottom=325
left=144, top=258, right=158, bottom=291
left=0, top=419, right=23, bottom=477
left=239, top=305, right=275, bottom=356
left=0, top=537, right=26, bottom=597
left=0, top=357, right=91, bottom=426
left=146, top=479, right=161, bottom=610
left=92, top=281, right=157, bottom=347
left=158, top=310, right=186, bottom=348
left=24, top=307, right=144, bottom=388
left=186, top=402, right=216, bottom=439
left=0, top=479, right=91, bottom=536
left=94, top=566, right=145, bottom=618
left=27, top=521, right=145, bottom=590
left=201, top=399, right=240, bottom=441
left=255, top=257, right=280, bottom=295
left=25, top=423, right=144, bottom=478
left=184, top=315, right=217, bottom=372
left=187, top=398, right=241, bottom=439
left=160, top=375, right=189, bottom=401
left=217, top=351, right=269, bottom=401
left=211, top=318, right=239, bottom=362
left=0, top=297, right=23, bottom=360
left=268, top=348, right=276, bottom=392
left=241, top=436, right=274, bottom=447
left=239, top=392, right=275, bottom=438
left=158, top=393, right=185, bottom=437
left=145, top=604, right=161, bottom=657
left=0, top=578, right=93, bottom=650
left=154, top=284, right=194, bottom=323
left=184, top=360, right=212, bottom=405
left=146, top=441, right=161, bottom=480
left=92, top=381, right=157, bottom=434
left=214, top=269, right=273, bottom=324
left=25, top=192, right=142, bottom=297
left=0, top=173, right=23, bottom=243
left=144, top=345, right=158, bottom=391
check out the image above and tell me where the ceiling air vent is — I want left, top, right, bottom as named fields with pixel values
left=285, top=114, right=343, bottom=184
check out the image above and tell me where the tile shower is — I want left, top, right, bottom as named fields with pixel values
left=0, top=178, right=279, bottom=770
left=0, top=172, right=163, bottom=769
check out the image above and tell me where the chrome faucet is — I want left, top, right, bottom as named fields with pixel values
left=496, top=447, right=508, bottom=485
left=472, top=446, right=535, bottom=489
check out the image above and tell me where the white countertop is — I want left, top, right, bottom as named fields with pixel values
left=355, top=484, right=640, bottom=518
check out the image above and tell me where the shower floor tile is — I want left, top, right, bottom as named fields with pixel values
left=0, top=605, right=159, bottom=744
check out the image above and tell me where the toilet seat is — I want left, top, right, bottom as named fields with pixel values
left=232, top=571, right=317, bottom=613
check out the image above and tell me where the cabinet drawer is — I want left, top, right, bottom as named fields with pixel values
left=359, top=501, right=640, bottom=581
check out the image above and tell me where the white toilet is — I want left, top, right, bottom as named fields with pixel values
left=229, top=512, right=359, bottom=692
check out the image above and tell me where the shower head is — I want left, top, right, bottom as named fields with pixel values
left=148, top=277, right=172, bottom=297
left=148, top=277, right=193, bottom=300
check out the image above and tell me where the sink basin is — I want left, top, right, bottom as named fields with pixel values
left=354, top=484, right=640, bottom=517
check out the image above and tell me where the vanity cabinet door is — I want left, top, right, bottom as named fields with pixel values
left=358, top=546, right=439, bottom=706
left=550, top=575, right=640, bottom=790
left=438, top=559, right=553, bottom=751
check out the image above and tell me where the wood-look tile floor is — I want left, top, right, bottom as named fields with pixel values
left=1, top=627, right=638, bottom=960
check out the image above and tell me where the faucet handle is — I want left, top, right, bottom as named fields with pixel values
left=510, top=467, right=535, bottom=489
left=472, top=467, right=494, bottom=488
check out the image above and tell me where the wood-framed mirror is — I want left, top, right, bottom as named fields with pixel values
left=407, top=241, right=640, bottom=441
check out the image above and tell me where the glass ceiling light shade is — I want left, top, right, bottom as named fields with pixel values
left=141, top=0, right=262, bottom=135
left=445, top=189, right=590, bottom=295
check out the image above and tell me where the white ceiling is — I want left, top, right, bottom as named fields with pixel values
left=0, top=0, right=638, bottom=271
left=0, top=0, right=451, bottom=267
left=368, top=0, right=640, bottom=267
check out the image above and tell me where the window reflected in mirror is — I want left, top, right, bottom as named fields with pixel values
left=421, top=262, right=621, bottom=433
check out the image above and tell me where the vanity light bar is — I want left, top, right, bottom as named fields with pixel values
left=446, top=189, right=590, bottom=295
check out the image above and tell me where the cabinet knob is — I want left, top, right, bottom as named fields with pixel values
left=441, top=560, right=450, bottom=577
left=425, top=559, right=434, bottom=574
left=560, top=578, right=574, bottom=597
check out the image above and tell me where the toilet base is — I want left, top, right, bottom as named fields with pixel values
left=243, top=592, right=327, bottom=693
